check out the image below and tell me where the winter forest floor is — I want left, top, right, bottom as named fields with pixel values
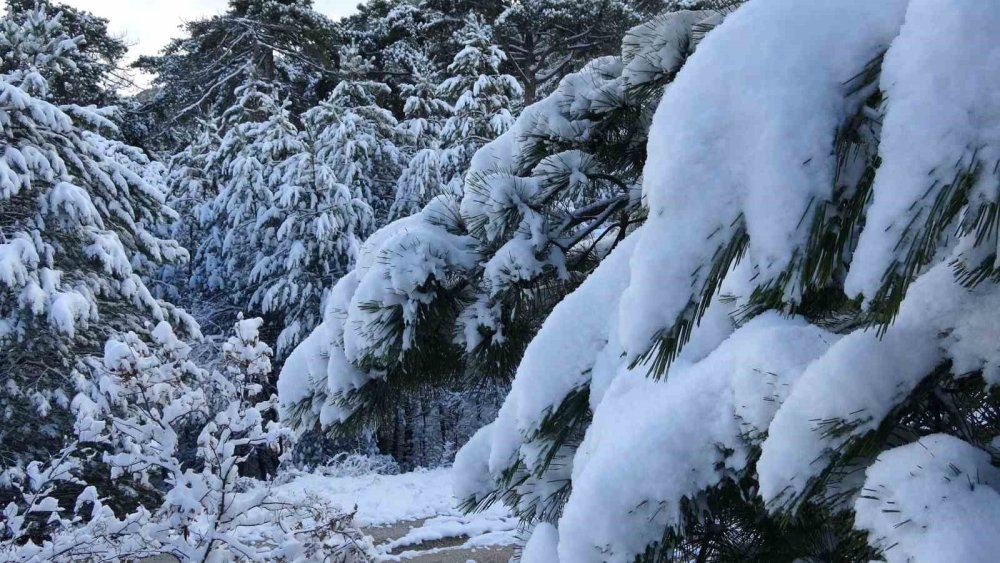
left=270, top=467, right=518, bottom=561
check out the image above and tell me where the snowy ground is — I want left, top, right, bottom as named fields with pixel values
left=270, top=467, right=519, bottom=561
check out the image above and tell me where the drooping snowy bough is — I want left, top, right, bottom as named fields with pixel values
left=456, top=0, right=1000, bottom=561
left=277, top=5, right=722, bottom=453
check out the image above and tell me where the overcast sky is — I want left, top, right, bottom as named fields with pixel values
left=52, top=1, right=359, bottom=86
left=62, top=1, right=359, bottom=57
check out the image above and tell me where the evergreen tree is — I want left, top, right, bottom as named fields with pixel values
left=437, top=14, right=522, bottom=187
left=255, top=113, right=376, bottom=358
left=278, top=4, right=675, bottom=465
left=389, top=56, right=459, bottom=220
left=307, top=47, right=402, bottom=220
left=412, top=0, right=506, bottom=68
left=135, top=0, right=340, bottom=142
left=396, top=55, right=451, bottom=150
left=454, top=1, right=1000, bottom=561
left=338, top=0, right=429, bottom=99
left=389, top=147, right=463, bottom=221
left=341, top=0, right=502, bottom=80
left=191, top=83, right=300, bottom=314
left=0, top=8, right=194, bottom=469
left=494, top=0, right=639, bottom=104
left=10, top=0, right=1000, bottom=560
left=2, top=0, right=129, bottom=106
left=159, top=118, right=223, bottom=302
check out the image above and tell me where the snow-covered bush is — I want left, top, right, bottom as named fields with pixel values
left=455, top=0, right=1000, bottom=560
left=2, top=317, right=375, bottom=561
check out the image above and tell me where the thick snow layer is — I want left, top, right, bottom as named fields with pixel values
left=276, top=272, right=365, bottom=425
left=459, top=54, right=627, bottom=236
left=452, top=235, right=639, bottom=517
left=505, top=234, right=637, bottom=441
left=618, top=0, right=908, bottom=360
left=853, top=434, right=1000, bottom=563
left=271, top=466, right=511, bottom=528
left=276, top=319, right=328, bottom=414
left=452, top=422, right=496, bottom=507
left=483, top=237, right=564, bottom=296
left=343, top=197, right=478, bottom=360
left=450, top=2, right=1000, bottom=561
left=521, top=523, right=559, bottom=563
left=558, top=314, right=835, bottom=562
left=846, top=0, right=1000, bottom=300
left=621, top=10, right=711, bottom=89
left=277, top=198, right=477, bottom=427
left=759, top=263, right=1000, bottom=508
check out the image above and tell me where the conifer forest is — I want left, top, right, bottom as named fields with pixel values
left=1, top=0, right=1000, bottom=561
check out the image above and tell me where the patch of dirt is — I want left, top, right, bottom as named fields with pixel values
left=398, top=545, right=514, bottom=562
left=364, top=518, right=430, bottom=545
left=364, top=518, right=516, bottom=562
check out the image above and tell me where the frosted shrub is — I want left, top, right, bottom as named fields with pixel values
left=1, top=317, right=375, bottom=562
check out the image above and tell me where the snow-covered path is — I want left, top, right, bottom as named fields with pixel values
left=270, top=467, right=518, bottom=561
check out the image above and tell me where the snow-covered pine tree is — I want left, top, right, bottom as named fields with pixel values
left=389, top=55, right=459, bottom=220
left=456, top=0, right=1000, bottom=561
left=494, top=0, right=639, bottom=104
left=449, top=1, right=729, bottom=529
left=190, top=82, right=301, bottom=313
left=0, top=6, right=194, bottom=469
left=389, top=146, right=462, bottom=221
left=2, top=0, right=129, bottom=107
left=338, top=0, right=428, bottom=93
left=341, top=0, right=500, bottom=78
left=396, top=54, right=451, bottom=151
left=158, top=118, right=222, bottom=303
left=340, top=0, right=645, bottom=121
left=135, top=0, right=340, bottom=141
left=255, top=110, right=376, bottom=358
left=276, top=4, right=705, bottom=466
left=306, top=47, right=402, bottom=220
left=436, top=14, right=522, bottom=192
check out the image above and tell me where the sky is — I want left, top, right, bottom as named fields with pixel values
left=56, top=1, right=360, bottom=86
